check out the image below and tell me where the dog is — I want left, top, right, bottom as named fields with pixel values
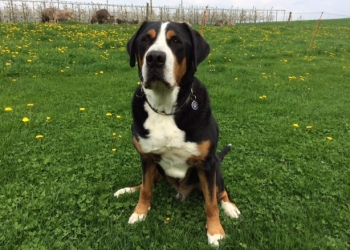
left=114, top=21, right=241, bottom=246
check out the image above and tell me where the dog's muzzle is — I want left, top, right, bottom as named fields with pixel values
left=143, top=50, right=170, bottom=89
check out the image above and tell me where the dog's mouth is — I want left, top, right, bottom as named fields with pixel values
left=143, top=71, right=171, bottom=89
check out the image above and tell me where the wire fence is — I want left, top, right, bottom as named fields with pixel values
left=0, top=0, right=349, bottom=24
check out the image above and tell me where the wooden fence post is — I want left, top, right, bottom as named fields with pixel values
left=287, top=12, right=292, bottom=24
left=200, top=6, right=208, bottom=35
left=307, top=12, right=323, bottom=52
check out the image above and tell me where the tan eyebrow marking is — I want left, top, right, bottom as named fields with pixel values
left=166, top=30, right=176, bottom=40
left=148, top=29, right=157, bottom=39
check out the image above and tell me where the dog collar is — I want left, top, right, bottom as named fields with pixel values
left=137, top=85, right=197, bottom=116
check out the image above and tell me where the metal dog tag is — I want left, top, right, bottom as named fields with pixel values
left=191, top=100, right=198, bottom=110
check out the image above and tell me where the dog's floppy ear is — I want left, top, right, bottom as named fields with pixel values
left=183, top=23, right=210, bottom=72
left=127, top=21, right=148, bottom=68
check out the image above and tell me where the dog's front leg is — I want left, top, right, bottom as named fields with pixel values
left=128, top=160, right=157, bottom=224
left=198, top=158, right=225, bottom=246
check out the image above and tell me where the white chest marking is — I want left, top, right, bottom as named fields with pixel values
left=138, top=104, right=199, bottom=179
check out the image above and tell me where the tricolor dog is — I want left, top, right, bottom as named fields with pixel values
left=114, top=21, right=240, bottom=246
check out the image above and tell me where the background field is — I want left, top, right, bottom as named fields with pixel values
left=1, top=19, right=350, bottom=249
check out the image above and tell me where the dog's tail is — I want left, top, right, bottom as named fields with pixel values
left=218, top=144, right=232, bottom=162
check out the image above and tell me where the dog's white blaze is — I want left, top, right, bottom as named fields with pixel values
left=139, top=104, right=200, bottom=179
left=142, top=22, right=176, bottom=88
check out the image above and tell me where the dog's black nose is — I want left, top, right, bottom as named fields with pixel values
left=146, top=51, right=166, bottom=68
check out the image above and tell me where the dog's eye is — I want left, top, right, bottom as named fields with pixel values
left=171, top=37, right=182, bottom=45
left=141, top=35, right=150, bottom=43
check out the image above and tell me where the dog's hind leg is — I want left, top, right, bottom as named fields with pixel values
left=216, top=144, right=241, bottom=218
left=218, top=190, right=241, bottom=219
left=114, top=185, right=141, bottom=198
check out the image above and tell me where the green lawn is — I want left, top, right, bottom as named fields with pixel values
left=1, top=19, right=349, bottom=249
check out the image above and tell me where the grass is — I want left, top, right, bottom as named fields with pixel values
left=1, top=19, right=350, bottom=249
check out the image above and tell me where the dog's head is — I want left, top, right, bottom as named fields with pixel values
left=127, top=21, right=210, bottom=90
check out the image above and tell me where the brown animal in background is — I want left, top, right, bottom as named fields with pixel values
left=91, top=13, right=98, bottom=24
left=116, top=18, right=139, bottom=25
left=53, top=9, right=74, bottom=23
left=116, top=18, right=126, bottom=24
left=224, top=20, right=236, bottom=26
left=95, top=9, right=115, bottom=24
left=41, top=7, right=55, bottom=23
left=214, top=20, right=224, bottom=26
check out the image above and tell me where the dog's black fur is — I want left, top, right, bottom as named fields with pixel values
left=115, top=21, right=240, bottom=246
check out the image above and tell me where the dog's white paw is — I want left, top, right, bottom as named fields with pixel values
left=207, top=233, right=224, bottom=246
left=221, top=201, right=241, bottom=218
left=176, top=192, right=185, bottom=201
left=128, top=212, right=147, bottom=224
left=114, top=187, right=136, bottom=198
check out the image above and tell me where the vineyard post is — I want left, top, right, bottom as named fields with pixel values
left=287, top=11, right=292, bottom=24
left=22, top=3, right=25, bottom=22
left=10, top=0, right=13, bottom=22
left=200, top=6, right=208, bottom=35
left=307, top=12, right=323, bottom=52
left=32, top=2, right=35, bottom=22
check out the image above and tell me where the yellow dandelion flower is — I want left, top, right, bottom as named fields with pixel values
left=112, top=148, right=117, bottom=152
left=22, top=117, right=30, bottom=123
left=112, top=133, right=117, bottom=137
left=12, top=79, right=17, bottom=82
left=6, top=62, right=11, bottom=66
left=66, top=66, right=70, bottom=69
left=326, top=137, right=333, bottom=141
left=27, top=59, right=32, bottom=63
left=234, top=78, right=238, bottom=81
left=60, top=70, right=64, bottom=73
left=27, top=103, right=34, bottom=107
left=137, top=81, right=141, bottom=85
left=116, top=115, right=121, bottom=119
left=106, top=112, right=112, bottom=117
left=293, top=124, right=299, bottom=128
left=118, top=135, right=122, bottom=139
left=5, top=107, right=13, bottom=112
left=46, top=117, right=51, bottom=121
left=36, top=135, right=44, bottom=139
left=80, top=107, right=85, bottom=112
left=259, top=95, right=267, bottom=100
left=100, top=71, right=104, bottom=74
left=306, top=126, right=312, bottom=130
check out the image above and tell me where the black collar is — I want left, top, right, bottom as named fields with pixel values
left=136, top=85, right=195, bottom=116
